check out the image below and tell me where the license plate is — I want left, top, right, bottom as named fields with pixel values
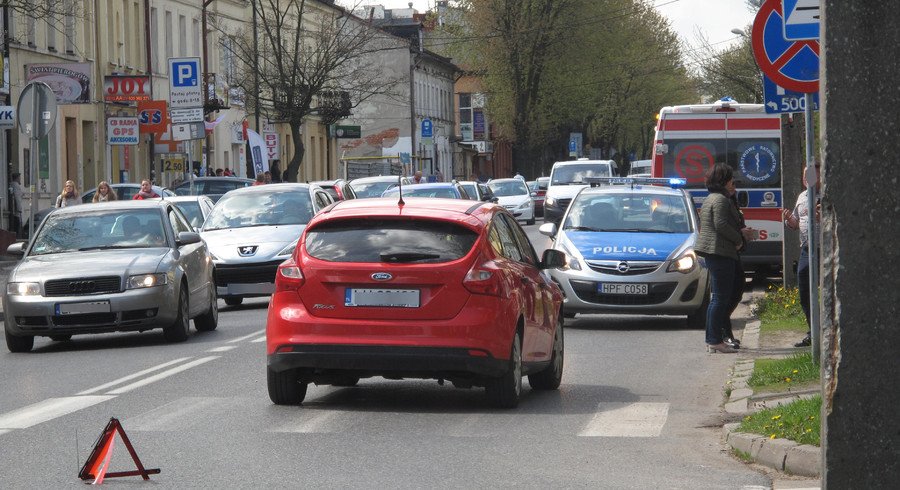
left=599, top=283, right=648, bottom=295
left=345, top=288, right=420, bottom=308
left=56, top=301, right=111, bottom=315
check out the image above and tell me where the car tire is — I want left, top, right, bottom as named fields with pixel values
left=268, top=367, right=308, bottom=405
left=687, top=289, right=710, bottom=330
left=194, top=283, right=219, bottom=332
left=332, top=376, right=360, bottom=387
left=5, top=328, right=34, bottom=353
left=163, top=287, right=191, bottom=342
left=49, top=335, right=72, bottom=342
left=224, top=297, right=243, bottom=307
left=526, top=218, right=536, bottom=226
left=485, top=331, right=522, bottom=408
left=529, top=318, right=564, bottom=390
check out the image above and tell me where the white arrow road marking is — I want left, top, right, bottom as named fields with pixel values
left=229, top=330, right=266, bottom=343
left=251, top=336, right=267, bottom=343
left=0, top=396, right=114, bottom=429
left=578, top=402, right=669, bottom=437
left=106, top=356, right=219, bottom=395
left=207, top=345, right=238, bottom=353
left=77, top=357, right=192, bottom=395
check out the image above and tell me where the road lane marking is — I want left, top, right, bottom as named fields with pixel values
left=207, top=345, right=237, bottom=353
left=578, top=402, right=669, bottom=437
left=77, top=357, right=193, bottom=395
left=125, top=397, right=220, bottom=431
left=0, top=396, right=114, bottom=429
left=229, top=330, right=265, bottom=343
left=0, top=429, right=10, bottom=436
left=106, top=356, right=219, bottom=395
left=270, top=410, right=345, bottom=434
left=251, top=336, right=266, bottom=343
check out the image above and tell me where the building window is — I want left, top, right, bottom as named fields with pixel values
left=107, top=0, right=115, bottom=61
left=459, top=93, right=473, bottom=141
left=150, top=8, right=158, bottom=71
left=64, top=0, right=76, bottom=54
left=134, top=2, right=141, bottom=67
left=165, top=11, right=173, bottom=60
left=192, top=19, right=200, bottom=57
left=179, top=15, right=186, bottom=57
left=26, top=12, right=37, bottom=47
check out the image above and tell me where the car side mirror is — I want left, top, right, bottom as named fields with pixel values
left=540, top=249, right=566, bottom=269
left=176, top=231, right=202, bottom=246
left=530, top=192, right=537, bottom=198
left=6, top=242, right=25, bottom=256
left=491, top=197, right=499, bottom=204
left=538, top=222, right=557, bottom=238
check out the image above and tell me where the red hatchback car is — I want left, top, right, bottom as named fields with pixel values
left=266, top=197, right=566, bottom=408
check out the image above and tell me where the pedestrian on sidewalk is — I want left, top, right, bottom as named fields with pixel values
left=695, top=163, right=757, bottom=354
left=132, top=179, right=160, bottom=200
left=8, top=172, right=24, bottom=237
left=782, top=163, right=821, bottom=348
left=91, top=181, right=118, bottom=202
left=55, top=180, right=80, bottom=208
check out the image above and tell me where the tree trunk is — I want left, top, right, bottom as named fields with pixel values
left=284, top=122, right=305, bottom=183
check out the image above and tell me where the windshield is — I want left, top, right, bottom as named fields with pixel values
left=203, top=191, right=314, bottom=230
left=551, top=164, right=612, bottom=185
left=460, top=184, right=477, bottom=200
left=173, top=202, right=204, bottom=228
left=381, top=187, right=460, bottom=199
left=351, top=181, right=396, bottom=198
left=563, top=193, right=691, bottom=233
left=488, top=180, right=529, bottom=197
left=30, top=209, right=167, bottom=255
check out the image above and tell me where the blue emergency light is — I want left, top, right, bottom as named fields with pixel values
left=585, top=177, right=686, bottom=189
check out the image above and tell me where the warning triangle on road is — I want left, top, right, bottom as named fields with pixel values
left=78, top=417, right=160, bottom=482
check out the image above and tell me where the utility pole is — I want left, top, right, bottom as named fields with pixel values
left=201, top=0, right=215, bottom=175
left=250, top=0, right=260, bottom=178
left=144, top=0, right=155, bottom=181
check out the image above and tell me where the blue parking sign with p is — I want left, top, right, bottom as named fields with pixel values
left=172, top=61, right=198, bottom=87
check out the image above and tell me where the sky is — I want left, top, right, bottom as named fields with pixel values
left=351, top=0, right=758, bottom=48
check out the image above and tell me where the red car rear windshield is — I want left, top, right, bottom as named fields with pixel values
left=305, top=219, right=479, bottom=263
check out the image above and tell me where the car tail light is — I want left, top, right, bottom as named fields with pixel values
left=276, top=257, right=304, bottom=291
left=463, top=259, right=503, bottom=297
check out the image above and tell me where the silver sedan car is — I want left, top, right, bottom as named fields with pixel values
left=200, top=183, right=334, bottom=305
left=3, top=200, right=218, bottom=352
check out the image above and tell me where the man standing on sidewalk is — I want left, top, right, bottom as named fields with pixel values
left=782, top=164, right=821, bottom=347
left=8, top=172, right=24, bottom=238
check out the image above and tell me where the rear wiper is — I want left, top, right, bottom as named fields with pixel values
left=564, top=226, right=601, bottom=232
left=380, top=252, right=441, bottom=263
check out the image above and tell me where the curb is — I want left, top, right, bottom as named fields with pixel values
left=723, top=313, right=821, bottom=479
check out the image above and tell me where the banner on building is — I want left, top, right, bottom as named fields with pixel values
left=247, top=129, right=269, bottom=176
left=107, top=117, right=140, bottom=145
left=264, top=132, right=279, bottom=161
left=104, top=76, right=151, bottom=102
left=137, top=100, right=168, bottom=133
left=26, top=62, right=92, bottom=104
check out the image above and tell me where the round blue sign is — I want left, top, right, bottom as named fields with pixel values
left=739, top=144, right=778, bottom=182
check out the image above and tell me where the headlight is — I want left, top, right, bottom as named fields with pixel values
left=208, top=251, right=220, bottom=261
left=277, top=239, right=299, bottom=256
left=545, top=196, right=555, bottom=207
left=667, top=251, right=697, bottom=273
left=127, top=273, right=168, bottom=289
left=559, top=243, right=582, bottom=271
left=517, top=200, right=531, bottom=209
left=7, top=282, right=41, bottom=296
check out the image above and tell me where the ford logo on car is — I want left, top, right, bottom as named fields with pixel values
left=371, top=272, right=393, bottom=281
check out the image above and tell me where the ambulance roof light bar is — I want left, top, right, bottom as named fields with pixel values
left=585, top=177, right=687, bottom=189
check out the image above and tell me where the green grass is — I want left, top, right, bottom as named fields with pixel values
left=737, top=395, right=821, bottom=446
left=748, top=352, right=819, bottom=392
left=754, top=284, right=808, bottom=333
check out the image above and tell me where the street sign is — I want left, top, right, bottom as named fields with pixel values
left=752, top=0, right=819, bottom=93
left=172, top=122, right=205, bottom=141
left=332, top=125, right=361, bottom=139
left=264, top=132, right=279, bottom=160
left=0, top=106, right=15, bottom=128
left=137, top=100, right=167, bottom=133
left=568, top=132, right=582, bottom=158
left=158, top=153, right=188, bottom=173
left=763, top=75, right=819, bottom=114
left=167, top=57, right=202, bottom=108
left=421, top=118, right=433, bottom=138
left=170, top=107, right=204, bottom=123
left=17, top=82, right=57, bottom=137
left=782, top=0, right=819, bottom=41
left=107, top=117, right=140, bottom=145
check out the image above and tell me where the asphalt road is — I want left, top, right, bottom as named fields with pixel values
left=0, top=223, right=773, bottom=488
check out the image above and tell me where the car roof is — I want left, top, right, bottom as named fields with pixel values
left=392, top=182, right=458, bottom=189
left=488, top=178, right=525, bottom=184
left=350, top=175, right=405, bottom=183
left=166, top=195, right=214, bottom=203
left=175, top=177, right=254, bottom=185
left=217, top=182, right=315, bottom=196
left=311, top=179, right=345, bottom=186
left=314, top=197, right=495, bottom=228
left=50, top=199, right=168, bottom=215
left=579, top=184, right=687, bottom=197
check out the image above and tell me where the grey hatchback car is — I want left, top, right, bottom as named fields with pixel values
left=3, top=200, right=218, bottom=352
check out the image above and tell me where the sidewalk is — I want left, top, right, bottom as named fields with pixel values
left=727, top=289, right=821, bottom=488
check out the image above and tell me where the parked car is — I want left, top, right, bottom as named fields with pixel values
left=24, top=183, right=174, bottom=236
left=172, top=177, right=255, bottom=202
left=458, top=180, right=498, bottom=203
left=168, top=195, right=216, bottom=230
left=312, top=179, right=357, bottom=201
left=529, top=177, right=549, bottom=217
left=265, top=197, right=567, bottom=407
left=539, top=176, right=708, bottom=327
left=348, top=175, right=413, bottom=198
left=3, top=200, right=218, bottom=352
left=199, top=183, right=334, bottom=306
left=380, top=182, right=471, bottom=199
left=488, top=178, right=536, bottom=225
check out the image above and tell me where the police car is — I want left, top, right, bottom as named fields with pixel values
left=539, top=177, right=708, bottom=327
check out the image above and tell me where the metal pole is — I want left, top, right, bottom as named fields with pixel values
left=144, top=0, right=155, bottom=181
left=28, top=87, right=39, bottom=240
left=409, top=52, right=416, bottom=175
left=201, top=0, right=214, bottom=173
left=251, top=0, right=260, bottom=133
left=804, top=92, right=820, bottom=363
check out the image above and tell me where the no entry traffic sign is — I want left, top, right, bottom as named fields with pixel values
left=752, top=0, right=819, bottom=93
